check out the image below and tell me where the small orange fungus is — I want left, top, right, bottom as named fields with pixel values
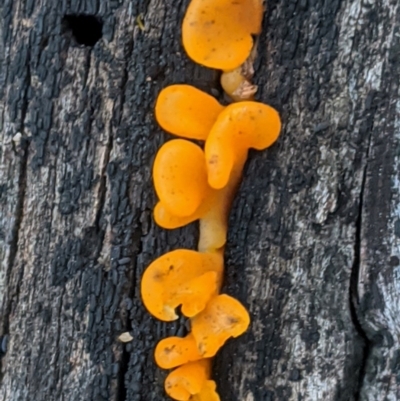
left=191, top=294, right=250, bottom=357
left=205, top=101, right=281, bottom=189
left=153, top=139, right=209, bottom=217
left=190, top=380, right=220, bottom=401
left=155, top=333, right=202, bottom=369
left=141, top=249, right=223, bottom=321
left=165, top=359, right=211, bottom=401
left=155, top=85, right=224, bottom=140
left=182, top=0, right=263, bottom=70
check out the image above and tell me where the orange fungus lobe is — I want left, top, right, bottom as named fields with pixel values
left=191, top=294, right=250, bottom=357
left=153, top=139, right=209, bottom=217
left=165, top=359, right=211, bottom=401
left=182, top=0, right=263, bottom=70
left=205, top=101, right=281, bottom=189
left=153, top=201, right=201, bottom=230
left=155, top=333, right=202, bottom=369
left=141, top=249, right=223, bottom=321
left=190, top=380, right=220, bottom=401
left=155, top=85, right=224, bottom=140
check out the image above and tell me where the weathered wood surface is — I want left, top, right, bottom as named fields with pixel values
left=0, top=0, right=399, bottom=400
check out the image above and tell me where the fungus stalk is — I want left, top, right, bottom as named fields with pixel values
left=197, top=153, right=246, bottom=252
left=220, top=46, right=259, bottom=102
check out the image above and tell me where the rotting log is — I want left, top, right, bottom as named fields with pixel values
left=0, top=1, right=399, bottom=400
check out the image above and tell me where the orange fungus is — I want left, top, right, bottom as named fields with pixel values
left=155, top=85, right=224, bottom=140
left=153, top=139, right=209, bottom=217
left=165, top=359, right=211, bottom=401
left=205, top=101, right=281, bottom=189
left=182, top=0, right=263, bottom=70
left=190, top=380, right=220, bottom=401
left=153, top=201, right=201, bottom=230
left=141, top=249, right=223, bottom=321
left=191, top=294, right=250, bottom=357
left=155, top=333, right=202, bottom=369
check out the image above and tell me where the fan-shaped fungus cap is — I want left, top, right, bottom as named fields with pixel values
left=155, top=333, right=202, bottom=369
left=182, top=0, right=263, bottom=70
left=191, top=380, right=220, bottom=401
left=141, top=250, right=223, bottom=321
left=205, top=101, right=281, bottom=189
left=153, top=139, right=209, bottom=217
left=165, top=359, right=211, bottom=401
left=191, top=294, right=250, bottom=357
left=155, top=85, right=224, bottom=140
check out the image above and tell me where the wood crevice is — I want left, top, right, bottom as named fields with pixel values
left=54, top=286, right=66, bottom=399
left=0, top=49, right=31, bottom=387
left=94, top=133, right=113, bottom=233
left=349, top=163, right=370, bottom=401
left=109, top=38, right=135, bottom=400
left=116, top=36, right=135, bottom=128
left=2, top=50, right=32, bottom=336
left=349, top=122, right=374, bottom=400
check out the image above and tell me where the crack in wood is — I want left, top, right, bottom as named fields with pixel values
left=350, top=160, right=371, bottom=401
left=3, top=146, right=28, bottom=334
left=115, top=37, right=135, bottom=129
left=54, top=286, right=66, bottom=398
left=113, top=38, right=137, bottom=401
left=95, top=134, right=114, bottom=232
left=350, top=94, right=375, bottom=400
left=116, top=218, right=148, bottom=401
left=0, top=47, right=31, bottom=386
left=116, top=343, right=130, bottom=401
left=3, top=47, right=31, bottom=323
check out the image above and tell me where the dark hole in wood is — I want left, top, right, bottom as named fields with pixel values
left=62, top=15, right=103, bottom=46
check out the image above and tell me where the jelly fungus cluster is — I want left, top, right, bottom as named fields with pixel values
left=140, top=1, right=281, bottom=400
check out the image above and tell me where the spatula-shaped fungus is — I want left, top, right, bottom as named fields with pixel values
left=141, top=250, right=223, bottom=321
left=155, top=333, right=202, bottom=369
left=165, top=359, right=211, bottom=401
left=205, top=101, right=281, bottom=189
left=155, top=85, right=224, bottom=140
left=182, top=0, right=263, bottom=70
left=153, top=139, right=209, bottom=217
left=191, top=294, right=250, bottom=357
